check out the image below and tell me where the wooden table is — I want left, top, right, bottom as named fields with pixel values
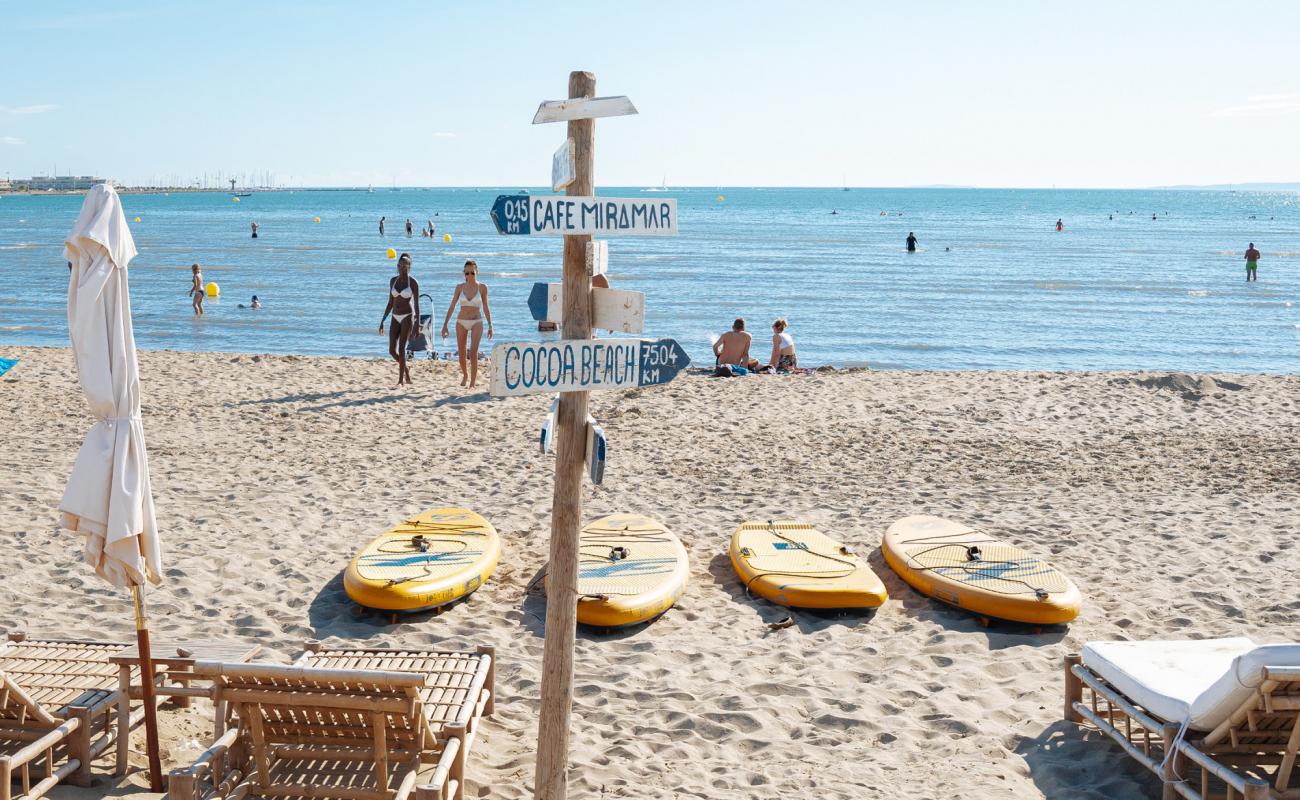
left=107, top=640, right=262, bottom=776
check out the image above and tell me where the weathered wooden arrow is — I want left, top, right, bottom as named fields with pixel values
left=490, top=338, right=690, bottom=398
left=528, top=283, right=645, bottom=334
left=532, top=95, right=637, bottom=125
left=491, top=195, right=677, bottom=237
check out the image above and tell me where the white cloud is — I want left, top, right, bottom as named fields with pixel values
left=431, top=131, right=456, bottom=138
left=1212, top=93, right=1300, bottom=118
left=0, top=136, right=23, bottom=145
left=0, top=104, right=58, bottom=116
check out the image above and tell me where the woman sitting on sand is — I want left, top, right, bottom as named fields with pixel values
left=188, top=264, right=204, bottom=316
left=379, top=253, right=420, bottom=386
left=767, top=318, right=797, bottom=371
left=440, top=259, right=493, bottom=388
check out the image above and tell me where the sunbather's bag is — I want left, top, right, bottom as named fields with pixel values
left=714, top=364, right=749, bottom=377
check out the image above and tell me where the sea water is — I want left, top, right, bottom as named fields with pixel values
left=1, top=187, right=1296, bottom=372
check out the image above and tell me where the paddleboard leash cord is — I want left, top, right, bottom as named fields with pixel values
left=739, top=521, right=861, bottom=596
left=897, top=529, right=1058, bottom=599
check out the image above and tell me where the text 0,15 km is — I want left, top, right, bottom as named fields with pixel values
left=489, top=338, right=690, bottom=397
left=491, top=195, right=678, bottom=236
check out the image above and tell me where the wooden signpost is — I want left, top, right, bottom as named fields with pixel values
left=491, top=72, right=681, bottom=800
left=527, top=283, right=646, bottom=333
left=491, top=194, right=678, bottom=236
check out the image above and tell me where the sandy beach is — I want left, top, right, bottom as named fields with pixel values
left=3, top=345, right=1299, bottom=799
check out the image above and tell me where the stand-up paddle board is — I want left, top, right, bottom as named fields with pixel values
left=344, top=507, right=500, bottom=614
left=563, top=513, right=689, bottom=629
left=730, top=521, right=888, bottom=610
left=882, top=515, right=1081, bottom=625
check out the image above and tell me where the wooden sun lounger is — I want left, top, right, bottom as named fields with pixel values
left=1065, top=653, right=1299, bottom=800
left=0, top=634, right=145, bottom=800
left=169, top=643, right=495, bottom=800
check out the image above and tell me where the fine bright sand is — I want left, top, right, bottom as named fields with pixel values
left=3, top=346, right=1299, bottom=799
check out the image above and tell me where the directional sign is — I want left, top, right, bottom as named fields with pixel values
left=532, top=95, right=637, bottom=125
left=586, top=420, right=606, bottom=485
left=552, top=139, right=575, bottom=192
left=490, top=338, right=690, bottom=398
left=539, top=396, right=560, bottom=454
left=491, top=195, right=677, bottom=237
left=528, top=283, right=645, bottom=334
left=586, top=240, right=608, bottom=277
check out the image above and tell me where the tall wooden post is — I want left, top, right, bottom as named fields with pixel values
left=533, top=70, right=596, bottom=800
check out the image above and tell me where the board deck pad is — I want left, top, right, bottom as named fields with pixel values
left=345, top=507, right=500, bottom=613
left=569, top=513, right=689, bottom=628
left=883, top=515, right=1081, bottom=625
left=730, top=521, right=888, bottom=610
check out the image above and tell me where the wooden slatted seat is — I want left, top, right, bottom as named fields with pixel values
left=169, top=644, right=495, bottom=800
left=0, top=635, right=142, bottom=799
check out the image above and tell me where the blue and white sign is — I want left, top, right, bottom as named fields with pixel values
left=491, top=195, right=677, bottom=237
left=586, top=420, right=607, bottom=485
left=490, top=338, right=690, bottom=398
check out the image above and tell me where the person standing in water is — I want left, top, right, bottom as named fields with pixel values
left=378, top=216, right=386, bottom=236
left=1056, top=219, right=1064, bottom=232
left=405, top=219, right=413, bottom=237
left=189, top=263, right=205, bottom=316
left=1245, top=243, right=1261, bottom=282
left=379, top=253, right=420, bottom=385
left=906, top=232, right=918, bottom=252
left=440, top=259, right=493, bottom=389
left=250, top=221, right=258, bottom=239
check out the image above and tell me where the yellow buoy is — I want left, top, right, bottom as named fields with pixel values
left=313, top=216, right=321, bottom=223
left=233, top=197, right=240, bottom=203
left=717, top=195, right=725, bottom=203
left=205, top=282, right=220, bottom=297
left=134, top=216, right=141, bottom=223
left=443, top=233, right=452, bottom=242
left=386, top=248, right=397, bottom=259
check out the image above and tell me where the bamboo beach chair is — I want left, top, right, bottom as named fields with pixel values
left=169, top=644, right=495, bottom=800
left=1064, top=638, right=1300, bottom=799
left=0, top=635, right=143, bottom=799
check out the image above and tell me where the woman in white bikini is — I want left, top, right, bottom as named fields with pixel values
left=189, top=263, right=204, bottom=316
left=767, top=318, right=797, bottom=371
left=440, top=259, right=493, bottom=388
left=379, top=253, right=420, bottom=385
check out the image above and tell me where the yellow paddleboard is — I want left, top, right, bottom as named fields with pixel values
left=567, top=513, right=689, bottom=629
left=883, top=515, right=1081, bottom=625
left=344, top=507, right=500, bottom=613
left=730, top=521, right=888, bottom=610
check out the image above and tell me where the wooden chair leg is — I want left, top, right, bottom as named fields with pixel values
left=1160, top=723, right=1181, bottom=800
left=69, top=706, right=94, bottom=787
left=1244, top=778, right=1271, bottom=799
left=1063, top=654, right=1082, bottom=724
left=168, top=768, right=196, bottom=800
left=476, top=646, right=496, bottom=716
left=415, top=785, right=443, bottom=800
left=446, top=723, right=467, bottom=800
left=2, top=754, right=13, bottom=800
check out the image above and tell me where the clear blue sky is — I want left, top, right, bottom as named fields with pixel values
left=3, top=1, right=1298, bottom=188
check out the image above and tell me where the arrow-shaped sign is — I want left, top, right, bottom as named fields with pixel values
left=532, top=95, right=637, bottom=125
left=528, top=283, right=645, bottom=334
left=539, top=396, right=560, bottom=454
left=490, top=338, right=690, bottom=398
left=491, top=195, right=677, bottom=237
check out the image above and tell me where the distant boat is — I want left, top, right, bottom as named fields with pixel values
left=367, top=185, right=375, bottom=193
left=644, top=175, right=670, bottom=193
left=231, top=192, right=252, bottom=198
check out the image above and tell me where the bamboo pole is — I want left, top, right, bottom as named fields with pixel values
left=133, top=584, right=164, bottom=792
left=1063, top=654, right=1082, bottom=724
left=533, top=69, right=597, bottom=800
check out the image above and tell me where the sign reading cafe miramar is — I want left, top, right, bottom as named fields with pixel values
left=491, top=195, right=678, bottom=237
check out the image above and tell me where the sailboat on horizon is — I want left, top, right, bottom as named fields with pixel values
left=643, top=174, right=670, bottom=192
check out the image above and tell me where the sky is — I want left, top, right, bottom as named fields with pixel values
left=2, top=1, right=1299, bottom=189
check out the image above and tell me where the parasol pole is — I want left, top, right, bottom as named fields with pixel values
left=132, top=583, right=164, bottom=792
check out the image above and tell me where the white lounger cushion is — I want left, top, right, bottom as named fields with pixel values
left=1083, top=638, right=1300, bottom=731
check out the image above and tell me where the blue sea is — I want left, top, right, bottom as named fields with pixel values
left=1, top=187, right=1297, bottom=371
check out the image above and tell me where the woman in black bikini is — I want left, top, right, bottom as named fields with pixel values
left=379, top=253, right=420, bottom=385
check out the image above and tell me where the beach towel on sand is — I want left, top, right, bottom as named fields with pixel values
left=714, top=364, right=748, bottom=377
left=0, top=357, right=16, bottom=377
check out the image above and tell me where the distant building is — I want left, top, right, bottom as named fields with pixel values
left=25, top=175, right=110, bottom=191
left=0, top=178, right=11, bottom=191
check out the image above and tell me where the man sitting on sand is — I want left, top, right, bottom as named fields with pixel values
left=713, top=318, right=759, bottom=371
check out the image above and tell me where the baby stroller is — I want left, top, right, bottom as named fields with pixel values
left=406, top=292, right=437, bottom=360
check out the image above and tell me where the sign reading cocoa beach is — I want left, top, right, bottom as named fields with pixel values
left=489, top=338, right=690, bottom=397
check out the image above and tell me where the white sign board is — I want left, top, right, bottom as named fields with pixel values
left=492, top=195, right=677, bottom=237
left=532, top=95, right=638, bottom=125
left=539, top=396, right=560, bottom=453
left=532, top=284, right=645, bottom=334
left=490, top=338, right=690, bottom=398
left=551, top=138, right=574, bottom=192
left=586, top=419, right=606, bottom=485
left=586, top=240, right=608, bottom=277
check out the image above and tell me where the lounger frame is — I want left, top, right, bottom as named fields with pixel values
left=0, top=635, right=144, bottom=800
left=1064, top=653, right=1300, bottom=800
left=168, top=643, right=494, bottom=800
